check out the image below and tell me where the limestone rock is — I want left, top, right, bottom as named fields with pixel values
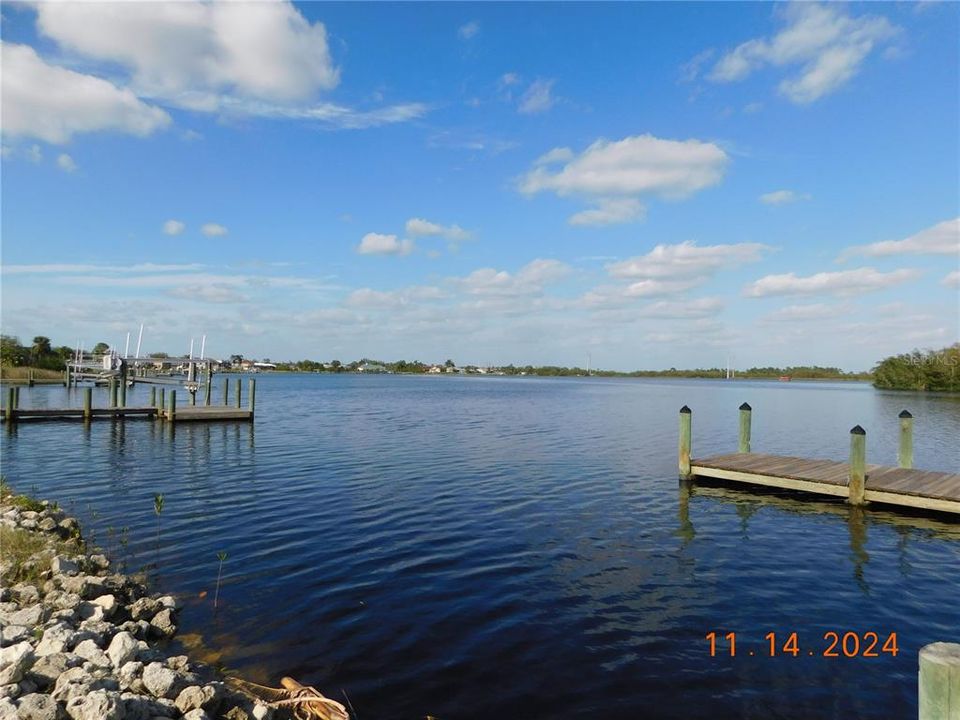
left=14, top=692, right=61, bottom=720
left=106, top=633, right=139, bottom=669
left=141, top=663, right=181, bottom=700
left=90, top=595, right=117, bottom=619
left=50, top=558, right=78, bottom=577
left=35, top=625, right=74, bottom=657
left=72, top=641, right=109, bottom=669
left=0, top=643, right=35, bottom=686
left=27, top=654, right=80, bottom=691
left=64, top=689, right=124, bottom=720
left=0, top=627, right=29, bottom=646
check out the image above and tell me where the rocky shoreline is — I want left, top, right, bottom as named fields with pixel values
left=0, top=490, right=283, bottom=720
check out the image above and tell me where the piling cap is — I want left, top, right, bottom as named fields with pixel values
left=679, top=405, right=691, bottom=414
left=850, top=424, right=866, bottom=435
left=898, top=410, right=913, bottom=419
left=739, top=402, right=752, bottom=411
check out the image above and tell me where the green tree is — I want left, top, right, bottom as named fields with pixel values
left=444, top=359, right=455, bottom=368
left=93, top=342, right=110, bottom=354
left=0, top=336, right=27, bottom=366
left=31, top=336, right=52, bottom=358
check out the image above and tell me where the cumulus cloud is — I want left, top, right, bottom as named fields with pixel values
left=56, top=153, right=77, bottom=172
left=26, top=145, right=43, bottom=163
left=708, top=3, right=897, bottom=104
left=762, top=303, right=843, bottom=321
left=760, top=189, right=809, bottom=205
left=520, top=134, right=729, bottom=224
left=167, top=284, right=248, bottom=304
left=456, top=258, right=570, bottom=297
left=347, top=285, right=445, bottom=309
left=518, top=79, right=557, bottom=114
left=405, top=218, right=471, bottom=241
left=839, top=218, right=960, bottom=260
left=943, top=270, right=960, bottom=288
left=34, top=1, right=339, bottom=110
left=201, top=223, right=228, bottom=237
left=357, top=233, right=414, bottom=256
left=744, top=267, right=921, bottom=297
left=569, top=198, right=645, bottom=226
left=637, top=298, right=724, bottom=319
left=163, top=220, right=186, bottom=236
left=458, top=21, right=480, bottom=40
left=606, top=241, right=770, bottom=280
left=1, top=42, right=171, bottom=144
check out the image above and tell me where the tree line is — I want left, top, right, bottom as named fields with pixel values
left=871, top=344, right=960, bottom=392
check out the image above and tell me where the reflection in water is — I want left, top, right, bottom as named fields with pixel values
left=847, top=506, right=870, bottom=594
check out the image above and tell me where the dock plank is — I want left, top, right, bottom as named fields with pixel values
left=691, top=452, right=960, bottom=515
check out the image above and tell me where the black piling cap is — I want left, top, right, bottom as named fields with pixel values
left=898, top=410, right=913, bottom=419
left=680, top=405, right=692, bottom=414
left=739, top=402, right=752, bottom=411
left=850, top=425, right=866, bottom=435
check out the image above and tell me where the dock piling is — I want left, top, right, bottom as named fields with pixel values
left=109, top=379, right=117, bottom=408
left=149, top=387, right=156, bottom=408
left=83, top=388, right=92, bottom=422
left=919, top=642, right=960, bottom=720
left=205, top=366, right=213, bottom=406
left=898, top=410, right=914, bottom=469
left=248, top=378, right=256, bottom=416
left=848, top=425, right=867, bottom=505
left=223, top=377, right=230, bottom=406
left=6, top=387, right=15, bottom=424
left=679, top=406, right=692, bottom=481
left=169, top=390, right=177, bottom=423
left=738, top=402, right=752, bottom=453
left=14, top=387, right=20, bottom=409
left=235, top=379, right=242, bottom=409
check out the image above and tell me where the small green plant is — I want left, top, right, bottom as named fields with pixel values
left=214, top=551, right=228, bottom=609
left=153, top=494, right=165, bottom=569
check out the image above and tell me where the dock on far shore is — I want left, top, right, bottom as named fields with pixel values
left=1, top=378, right=255, bottom=425
left=679, top=404, right=960, bottom=516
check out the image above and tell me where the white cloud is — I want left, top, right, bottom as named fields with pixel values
left=357, top=233, right=414, bottom=256
left=2, top=263, right=204, bottom=275
left=569, top=198, right=645, bottom=226
left=763, top=303, right=843, bottom=321
left=744, top=267, right=921, bottom=297
left=163, top=220, right=186, bottom=236
left=34, top=1, right=339, bottom=109
left=1, top=42, right=171, bottom=144
left=520, top=134, right=729, bottom=224
left=679, top=48, right=716, bottom=83
left=458, top=21, right=480, bottom=40
left=216, top=98, right=429, bottom=128
left=607, top=241, right=769, bottom=280
left=456, top=258, right=570, bottom=297
left=499, top=72, right=521, bottom=88
left=26, top=145, right=43, bottom=163
left=56, top=153, right=77, bottom=172
left=201, top=223, right=228, bottom=237
left=518, top=79, right=557, bottom=114
left=405, top=218, right=471, bottom=241
left=166, top=284, right=248, bottom=304
left=637, top=298, right=724, bottom=319
left=839, top=218, right=960, bottom=259
left=943, top=271, right=960, bottom=288
left=582, top=279, right=703, bottom=307
left=709, top=3, right=897, bottom=103
left=347, top=285, right=445, bottom=309
left=760, top=189, right=809, bottom=205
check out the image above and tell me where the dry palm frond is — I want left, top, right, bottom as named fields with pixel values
left=226, top=675, right=350, bottom=720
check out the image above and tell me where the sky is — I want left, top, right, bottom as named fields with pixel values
left=1, top=1, right=958, bottom=371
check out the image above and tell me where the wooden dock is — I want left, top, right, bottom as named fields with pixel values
left=2, top=378, right=255, bottom=425
left=679, top=405, right=960, bottom=516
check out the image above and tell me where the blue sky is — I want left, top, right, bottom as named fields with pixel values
left=1, top=1, right=958, bottom=370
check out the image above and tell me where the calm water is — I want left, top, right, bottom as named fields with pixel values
left=2, top=375, right=959, bottom=719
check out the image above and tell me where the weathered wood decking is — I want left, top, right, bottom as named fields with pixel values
left=1, top=406, right=252, bottom=423
left=691, top=452, right=960, bottom=515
